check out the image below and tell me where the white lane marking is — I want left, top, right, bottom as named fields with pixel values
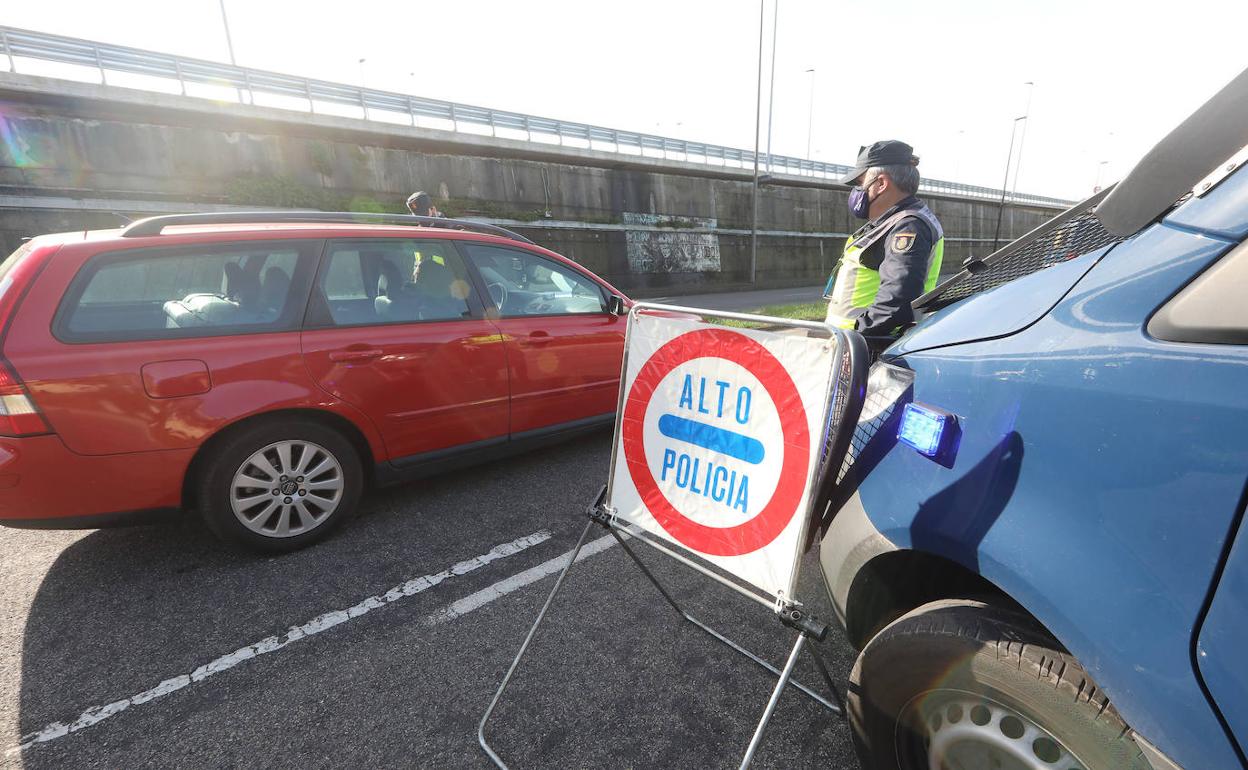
left=5, top=530, right=552, bottom=756
left=427, top=532, right=618, bottom=625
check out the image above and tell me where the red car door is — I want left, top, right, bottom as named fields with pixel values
left=301, top=238, right=509, bottom=461
left=459, top=242, right=624, bottom=435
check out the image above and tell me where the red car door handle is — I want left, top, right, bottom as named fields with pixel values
left=527, top=331, right=553, bottom=344
left=329, top=348, right=384, bottom=363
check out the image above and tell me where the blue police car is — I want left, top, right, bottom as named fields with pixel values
left=819, top=68, right=1248, bottom=770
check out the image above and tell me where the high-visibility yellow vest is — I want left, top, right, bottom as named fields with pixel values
left=826, top=204, right=944, bottom=330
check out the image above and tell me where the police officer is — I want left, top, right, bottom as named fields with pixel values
left=825, top=140, right=944, bottom=335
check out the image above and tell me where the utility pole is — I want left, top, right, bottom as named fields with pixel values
left=750, top=0, right=765, bottom=285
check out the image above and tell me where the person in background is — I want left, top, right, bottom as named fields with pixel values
left=406, top=191, right=443, bottom=218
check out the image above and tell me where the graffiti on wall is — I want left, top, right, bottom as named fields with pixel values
left=622, top=212, right=720, bottom=273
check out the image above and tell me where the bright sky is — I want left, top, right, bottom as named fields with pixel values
left=4, top=0, right=1246, bottom=200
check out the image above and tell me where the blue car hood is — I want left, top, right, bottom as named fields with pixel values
left=887, top=245, right=1112, bottom=358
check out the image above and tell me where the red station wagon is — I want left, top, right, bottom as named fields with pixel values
left=0, top=212, right=630, bottom=550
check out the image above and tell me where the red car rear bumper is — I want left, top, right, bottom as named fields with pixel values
left=0, top=435, right=191, bottom=525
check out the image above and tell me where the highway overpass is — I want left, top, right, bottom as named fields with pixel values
left=0, top=26, right=1069, bottom=295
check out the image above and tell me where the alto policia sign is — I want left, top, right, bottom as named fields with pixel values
left=610, top=313, right=839, bottom=600
left=482, top=304, right=855, bottom=770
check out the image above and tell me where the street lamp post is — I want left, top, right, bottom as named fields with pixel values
left=1094, top=131, right=1115, bottom=191
left=763, top=0, right=779, bottom=175
left=1010, top=81, right=1035, bottom=200
left=805, top=67, right=816, bottom=161
left=1094, top=160, right=1109, bottom=192
left=217, top=0, right=245, bottom=103
left=218, top=0, right=237, bottom=65
left=750, top=0, right=765, bottom=285
left=358, top=58, right=368, bottom=119
left=408, top=71, right=417, bottom=125
left=954, top=128, right=965, bottom=180
left=992, top=115, right=1027, bottom=252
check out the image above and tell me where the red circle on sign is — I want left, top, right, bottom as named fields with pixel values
left=621, top=327, right=810, bottom=557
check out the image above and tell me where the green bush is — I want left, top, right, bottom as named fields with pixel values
left=437, top=197, right=547, bottom=222
left=225, top=176, right=330, bottom=208
left=224, top=175, right=393, bottom=213
left=307, top=143, right=334, bottom=178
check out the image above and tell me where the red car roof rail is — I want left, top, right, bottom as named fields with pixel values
left=120, top=211, right=536, bottom=244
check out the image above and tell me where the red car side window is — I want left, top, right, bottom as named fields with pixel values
left=461, top=243, right=606, bottom=318
left=318, top=239, right=475, bottom=327
left=56, top=240, right=318, bottom=343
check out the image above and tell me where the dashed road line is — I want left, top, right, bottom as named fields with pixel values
left=426, top=532, right=619, bottom=625
left=5, top=530, right=552, bottom=756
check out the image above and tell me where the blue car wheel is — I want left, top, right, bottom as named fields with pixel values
left=848, top=599, right=1151, bottom=770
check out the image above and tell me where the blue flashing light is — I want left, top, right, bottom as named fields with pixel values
left=898, top=403, right=953, bottom=458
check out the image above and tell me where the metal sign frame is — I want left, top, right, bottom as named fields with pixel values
left=479, top=304, right=869, bottom=770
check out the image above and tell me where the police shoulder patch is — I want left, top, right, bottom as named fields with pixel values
left=891, top=231, right=917, bottom=253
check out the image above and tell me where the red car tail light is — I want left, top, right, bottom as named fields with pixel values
left=0, top=241, right=56, bottom=436
left=0, top=360, right=49, bottom=437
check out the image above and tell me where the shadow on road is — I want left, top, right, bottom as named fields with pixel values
left=14, top=431, right=615, bottom=767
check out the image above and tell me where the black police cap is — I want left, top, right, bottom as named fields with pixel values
left=839, top=140, right=920, bottom=185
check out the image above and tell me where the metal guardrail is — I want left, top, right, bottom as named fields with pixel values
left=0, top=25, right=1073, bottom=208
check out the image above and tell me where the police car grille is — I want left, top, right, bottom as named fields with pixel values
left=822, top=351, right=854, bottom=467
left=836, top=369, right=909, bottom=484
left=914, top=193, right=1126, bottom=310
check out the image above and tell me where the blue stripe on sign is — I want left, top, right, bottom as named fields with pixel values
left=657, top=414, right=765, bottom=465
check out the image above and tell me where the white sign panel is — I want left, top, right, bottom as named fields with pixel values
left=608, top=313, right=839, bottom=599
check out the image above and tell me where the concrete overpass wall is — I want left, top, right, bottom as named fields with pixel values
left=0, top=72, right=1064, bottom=296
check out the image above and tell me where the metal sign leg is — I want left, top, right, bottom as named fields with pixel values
left=479, top=518, right=596, bottom=770
left=740, top=633, right=807, bottom=770
left=805, top=640, right=846, bottom=715
left=479, top=488, right=846, bottom=769
left=610, top=525, right=843, bottom=715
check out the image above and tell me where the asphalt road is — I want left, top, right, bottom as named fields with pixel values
left=0, top=430, right=859, bottom=769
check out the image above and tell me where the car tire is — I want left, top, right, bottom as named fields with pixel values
left=197, top=420, right=363, bottom=552
left=848, top=599, right=1151, bottom=770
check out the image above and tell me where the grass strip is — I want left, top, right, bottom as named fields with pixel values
left=711, top=301, right=826, bottom=328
